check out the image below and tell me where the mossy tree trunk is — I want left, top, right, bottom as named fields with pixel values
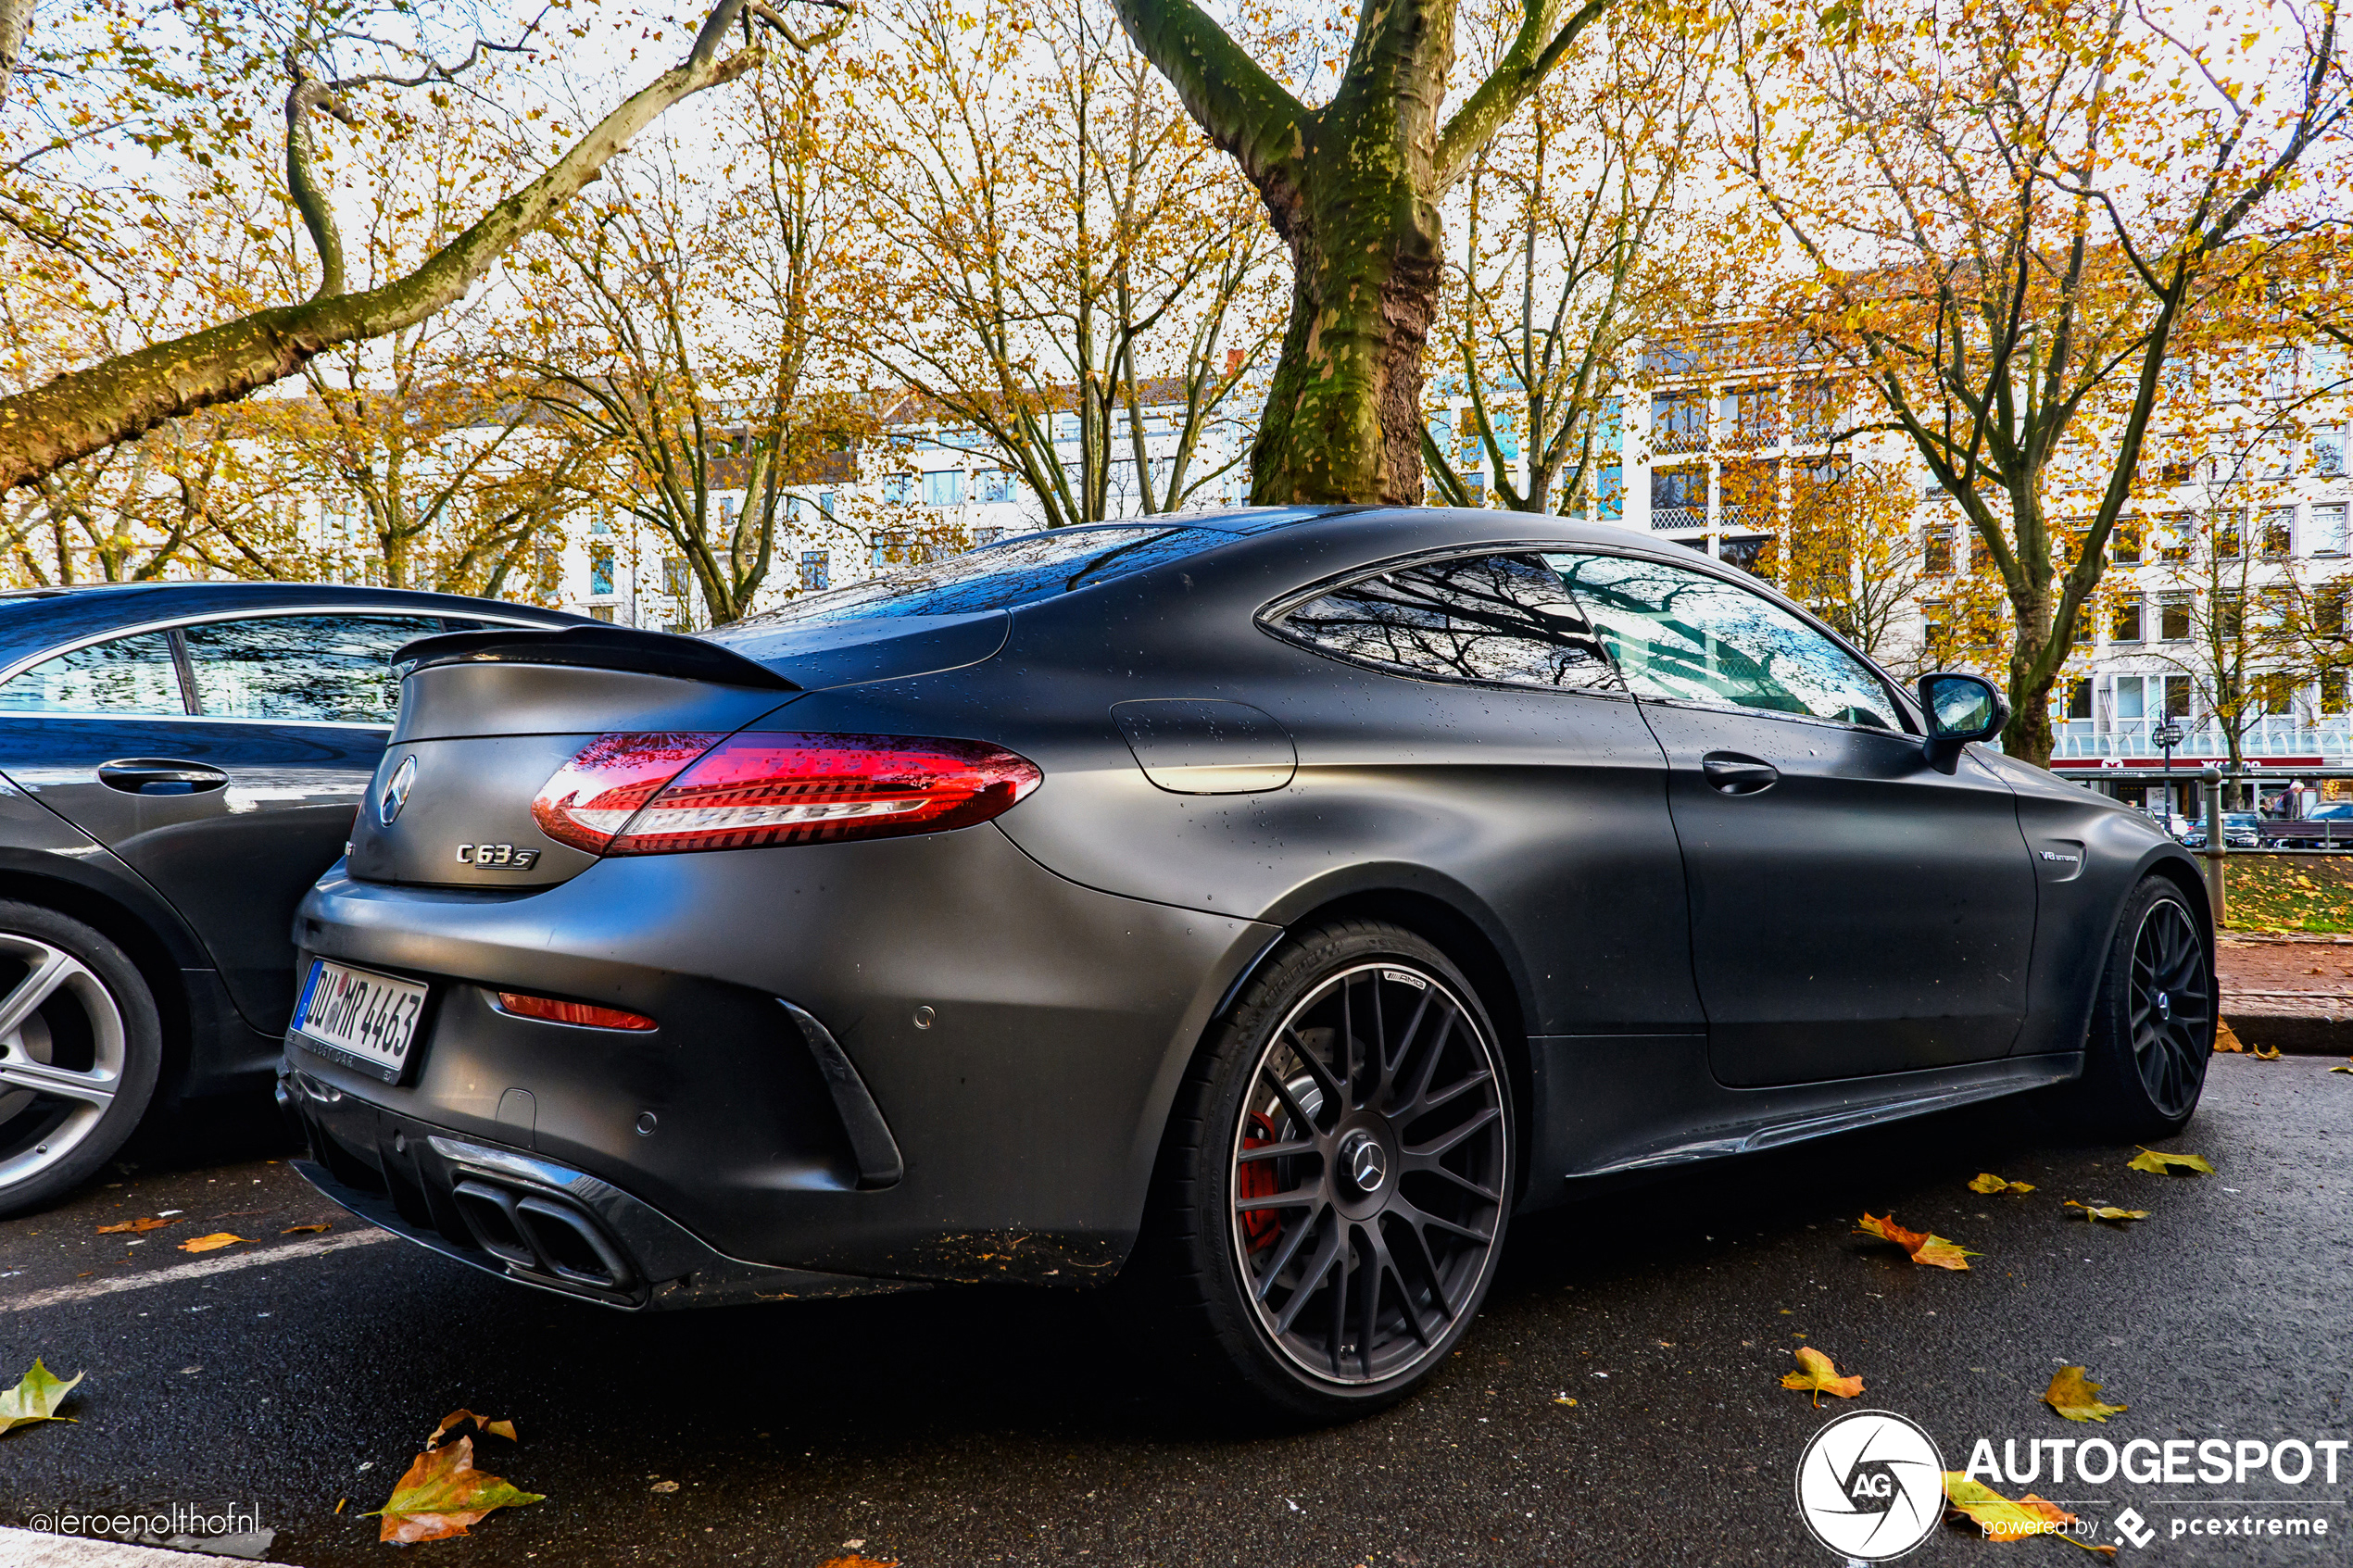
left=1109, top=0, right=1612, bottom=505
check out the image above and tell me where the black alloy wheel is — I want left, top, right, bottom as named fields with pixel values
left=2070, top=877, right=2212, bottom=1139
left=1141, top=921, right=1515, bottom=1422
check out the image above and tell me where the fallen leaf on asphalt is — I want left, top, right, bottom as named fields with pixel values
left=2330, top=1060, right=2353, bottom=1073
left=282, top=1223, right=330, bottom=1235
left=2045, top=1366, right=2128, bottom=1423
left=2251, top=1044, right=2283, bottom=1060
left=2127, top=1148, right=2215, bottom=1176
left=1943, top=1474, right=2117, bottom=1553
left=649, top=1480, right=679, bottom=1493
left=816, top=1559, right=899, bottom=1568
left=2064, top=1201, right=2150, bottom=1224
left=2213, top=1020, right=2247, bottom=1054
left=95, top=1216, right=174, bottom=1235
left=1969, top=1173, right=2036, bottom=1195
left=1780, top=1346, right=1864, bottom=1407
left=0, top=1359, right=82, bottom=1436
left=1856, top=1212, right=1978, bottom=1270
left=427, top=1410, right=518, bottom=1447
left=367, top=1436, right=542, bottom=1543
left=177, top=1233, right=247, bottom=1253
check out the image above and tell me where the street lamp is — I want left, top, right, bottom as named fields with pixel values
left=2155, top=719, right=2184, bottom=822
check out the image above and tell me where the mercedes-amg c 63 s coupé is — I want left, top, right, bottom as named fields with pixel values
left=281, top=508, right=2214, bottom=1419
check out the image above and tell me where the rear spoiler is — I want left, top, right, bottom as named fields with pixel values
left=393, top=624, right=800, bottom=692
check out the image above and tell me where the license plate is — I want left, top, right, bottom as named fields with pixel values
left=294, top=960, right=430, bottom=1084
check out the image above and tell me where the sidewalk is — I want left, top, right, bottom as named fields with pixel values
left=2217, top=932, right=2353, bottom=1054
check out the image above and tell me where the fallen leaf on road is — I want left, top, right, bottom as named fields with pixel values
left=2251, top=1044, right=2284, bottom=1060
left=176, top=1233, right=247, bottom=1253
left=2064, top=1201, right=2150, bottom=1223
left=282, top=1223, right=330, bottom=1235
left=0, top=1359, right=82, bottom=1436
left=2045, top=1366, right=2127, bottom=1423
left=2127, top=1148, right=2215, bottom=1176
left=649, top=1479, right=679, bottom=1493
left=2213, top=1020, right=2246, bottom=1053
left=1856, top=1212, right=1978, bottom=1270
left=427, top=1410, right=518, bottom=1447
left=1969, top=1173, right=2036, bottom=1195
left=95, top=1216, right=174, bottom=1235
left=817, top=1559, right=899, bottom=1568
left=367, top=1436, right=542, bottom=1543
left=2330, top=1060, right=2353, bottom=1073
left=1780, top=1346, right=1864, bottom=1407
left=1943, top=1474, right=2116, bottom=1553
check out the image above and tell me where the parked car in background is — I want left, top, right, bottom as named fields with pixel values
left=2256, top=801, right=2353, bottom=848
left=2181, top=811, right=2263, bottom=850
left=0, top=582, right=585, bottom=1216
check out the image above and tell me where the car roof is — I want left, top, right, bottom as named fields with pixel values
left=0, top=580, right=586, bottom=671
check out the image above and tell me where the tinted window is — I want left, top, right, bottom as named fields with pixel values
left=1551, top=553, right=1898, bottom=728
left=1277, top=554, right=1622, bottom=692
left=0, top=632, right=185, bottom=715
left=734, top=525, right=1228, bottom=625
left=183, top=615, right=445, bottom=722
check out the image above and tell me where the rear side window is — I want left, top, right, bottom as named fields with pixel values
left=734, top=525, right=1230, bottom=625
left=183, top=615, right=446, bottom=723
left=0, top=632, right=185, bottom=715
left=1272, top=553, right=1623, bottom=693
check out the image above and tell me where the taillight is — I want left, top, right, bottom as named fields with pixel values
left=494, top=992, right=658, bottom=1031
left=531, top=731, right=1042, bottom=858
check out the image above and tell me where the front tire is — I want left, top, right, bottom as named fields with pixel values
left=0, top=902, right=162, bottom=1218
left=2070, top=876, right=2212, bottom=1140
left=1139, top=921, right=1516, bottom=1424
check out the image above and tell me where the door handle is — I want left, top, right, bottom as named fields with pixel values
left=1701, top=753, right=1780, bottom=796
left=97, top=759, right=231, bottom=796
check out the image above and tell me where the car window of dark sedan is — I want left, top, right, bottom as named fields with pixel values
left=183, top=615, right=446, bottom=723
left=735, top=525, right=1229, bottom=625
left=1273, top=553, right=1624, bottom=692
left=1550, top=553, right=1899, bottom=730
left=0, top=631, right=187, bottom=715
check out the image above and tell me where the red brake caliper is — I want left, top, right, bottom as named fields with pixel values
left=1239, top=1110, right=1282, bottom=1251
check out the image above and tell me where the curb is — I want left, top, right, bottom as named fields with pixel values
left=2220, top=1013, right=2353, bottom=1056
left=0, top=1527, right=295, bottom=1566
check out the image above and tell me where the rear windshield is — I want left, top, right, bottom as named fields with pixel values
left=728, top=525, right=1231, bottom=626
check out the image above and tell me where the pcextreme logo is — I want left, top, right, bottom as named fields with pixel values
left=1794, top=1409, right=1946, bottom=1561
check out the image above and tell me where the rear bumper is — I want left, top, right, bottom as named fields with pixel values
left=281, top=1073, right=906, bottom=1309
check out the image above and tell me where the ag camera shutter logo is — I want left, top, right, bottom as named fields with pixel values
left=1795, top=1409, right=1946, bottom=1560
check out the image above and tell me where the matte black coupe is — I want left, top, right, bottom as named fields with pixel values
left=282, top=509, right=2213, bottom=1420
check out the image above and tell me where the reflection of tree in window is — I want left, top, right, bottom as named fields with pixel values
left=1548, top=554, right=1895, bottom=728
left=1278, top=555, right=1620, bottom=691
left=0, top=632, right=184, bottom=714
left=182, top=616, right=444, bottom=722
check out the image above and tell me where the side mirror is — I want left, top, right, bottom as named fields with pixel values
left=1919, top=671, right=2008, bottom=771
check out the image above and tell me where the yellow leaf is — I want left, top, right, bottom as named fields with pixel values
left=281, top=1223, right=330, bottom=1235
left=177, top=1233, right=247, bottom=1253
left=1969, top=1173, right=2035, bottom=1195
left=2251, top=1045, right=2283, bottom=1060
left=2213, top=1020, right=2246, bottom=1053
left=2328, top=1060, right=2352, bottom=1073
left=2065, top=1200, right=2150, bottom=1223
left=1943, top=1474, right=2116, bottom=1552
left=96, top=1216, right=175, bottom=1235
left=1856, top=1212, right=1978, bottom=1270
left=1780, top=1345, right=1865, bottom=1407
left=366, top=1436, right=542, bottom=1543
left=2045, top=1366, right=2128, bottom=1423
left=2127, top=1148, right=2215, bottom=1176
left=0, top=1359, right=82, bottom=1436
left=428, top=1410, right=519, bottom=1448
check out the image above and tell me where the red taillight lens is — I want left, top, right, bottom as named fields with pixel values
left=532, top=731, right=1043, bottom=858
left=494, top=991, right=658, bottom=1031
left=531, top=732, right=727, bottom=853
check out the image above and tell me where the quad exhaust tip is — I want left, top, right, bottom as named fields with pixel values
left=450, top=1178, right=635, bottom=1292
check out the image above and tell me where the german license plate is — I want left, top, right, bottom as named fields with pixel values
left=294, top=960, right=429, bottom=1084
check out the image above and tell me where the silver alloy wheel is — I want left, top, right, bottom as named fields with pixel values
left=0, top=931, right=128, bottom=1190
left=1227, top=960, right=1510, bottom=1386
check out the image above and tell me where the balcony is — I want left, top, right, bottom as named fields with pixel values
left=1651, top=506, right=1706, bottom=533
left=2051, top=717, right=2353, bottom=762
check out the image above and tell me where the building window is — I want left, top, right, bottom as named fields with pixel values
left=2109, top=521, right=2142, bottom=563
left=2255, top=671, right=2295, bottom=715
left=1719, top=461, right=1777, bottom=531
left=2315, top=583, right=2347, bottom=635
left=2315, top=428, right=2345, bottom=478
left=2324, top=670, right=2348, bottom=716
left=720, top=496, right=737, bottom=532
left=2311, top=503, right=2347, bottom=556
left=2165, top=674, right=2192, bottom=719
left=799, top=550, right=830, bottom=591
left=588, top=605, right=615, bottom=622
left=1595, top=463, right=1623, bottom=521
left=1718, top=384, right=1780, bottom=450
left=924, top=469, right=965, bottom=507
left=2159, top=596, right=2192, bottom=641
left=591, top=513, right=612, bottom=535
left=882, top=473, right=915, bottom=504
left=1718, top=535, right=1775, bottom=577
left=1789, top=381, right=1836, bottom=444
left=1650, top=390, right=1705, bottom=455
left=1650, top=466, right=1705, bottom=531
left=2215, top=589, right=2245, bottom=641
left=2065, top=678, right=2093, bottom=720
left=2260, top=507, right=2295, bottom=558
left=2111, top=600, right=2144, bottom=643
left=1923, top=519, right=1954, bottom=575
left=589, top=548, right=615, bottom=597
left=818, top=491, right=837, bottom=517
left=2212, top=509, right=2246, bottom=558
left=2114, top=675, right=2145, bottom=720
left=662, top=556, right=689, bottom=597
left=975, top=470, right=1014, bottom=503
left=2157, top=513, right=2191, bottom=562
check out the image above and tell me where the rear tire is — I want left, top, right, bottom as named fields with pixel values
left=2067, top=876, right=2212, bottom=1141
left=0, top=901, right=162, bottom=1219
left=1133, top=920, right=1516, bottom=1424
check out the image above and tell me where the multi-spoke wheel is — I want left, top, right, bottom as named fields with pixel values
left=1140, top=921, right=1514, bottom=1422
left=2069, top=878, right=2212, bottom=1140
left=0, top=902, right=161, bottom=1218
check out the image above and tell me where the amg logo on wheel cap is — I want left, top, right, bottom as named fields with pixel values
left=377, top=755, right=418, bottom=825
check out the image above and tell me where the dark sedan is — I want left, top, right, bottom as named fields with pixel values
left=282, top=511, right=2214, bottom=1422
left=0, top=581, right=583, bottom=1215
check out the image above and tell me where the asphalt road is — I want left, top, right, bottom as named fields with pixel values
left=0, top=1055, right=2346, bottom=1567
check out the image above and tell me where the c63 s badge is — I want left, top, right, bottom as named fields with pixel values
left=456, top=844, right=542, bottom=870
left=1795, top=1409, right=1945, bottom=1560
